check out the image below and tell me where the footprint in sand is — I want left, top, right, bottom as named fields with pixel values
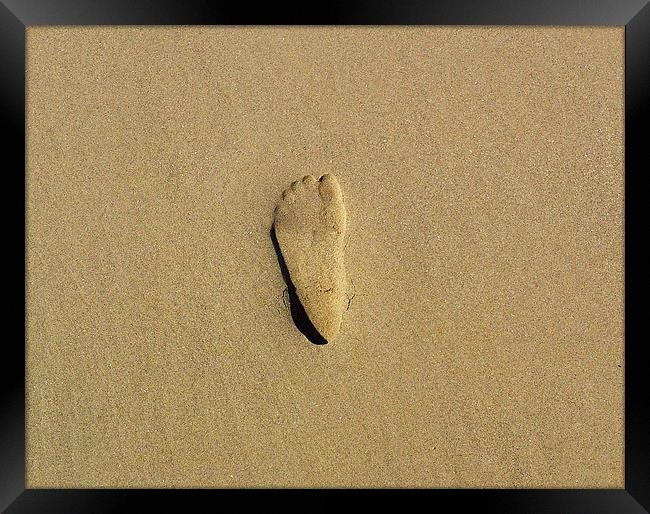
left=273, top=174, right=347, bottom=344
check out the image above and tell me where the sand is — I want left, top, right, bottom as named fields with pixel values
left=26, top=27, right=624, bottom=488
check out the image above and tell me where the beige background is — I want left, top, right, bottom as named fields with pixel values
left=26, top=27, right=624, bottom=487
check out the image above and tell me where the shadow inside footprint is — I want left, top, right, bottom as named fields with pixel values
left=270, top=225, right=328, bottom=345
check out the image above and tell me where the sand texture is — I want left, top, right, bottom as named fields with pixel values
left=26, top=27, right=624, bottom=488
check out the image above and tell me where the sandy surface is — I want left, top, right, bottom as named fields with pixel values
left=26, top=27, right=624, bottom=488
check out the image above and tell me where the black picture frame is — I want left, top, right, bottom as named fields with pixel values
left=2, top=1, right=647, bottom=512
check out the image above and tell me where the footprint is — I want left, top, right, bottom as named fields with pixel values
left=273, top=174, right=347, bottom=343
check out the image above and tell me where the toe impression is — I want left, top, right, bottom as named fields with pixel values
left=318, top=174, right=342, bottom=203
